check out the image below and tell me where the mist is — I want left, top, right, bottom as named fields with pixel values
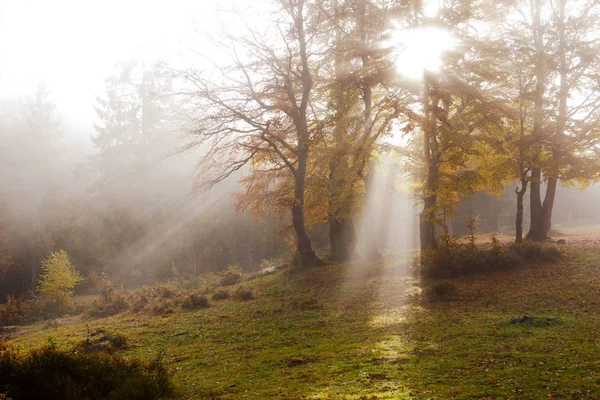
left=1, top=0, right=600, bottom=398
left=1, top=0, right=599, bottom=296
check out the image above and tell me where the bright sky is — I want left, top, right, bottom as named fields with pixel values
left=0, top=0, right=212, bottom=128
left=0, top=0, right=449, bottom=136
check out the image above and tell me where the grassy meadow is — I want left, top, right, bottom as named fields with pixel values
left=4, top=240, right=600, bottom=399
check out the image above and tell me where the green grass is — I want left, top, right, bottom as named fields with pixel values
left=6, top=246, right=600, bottom=399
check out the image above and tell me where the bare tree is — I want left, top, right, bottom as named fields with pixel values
left=174, top=0, right=326, bottom=268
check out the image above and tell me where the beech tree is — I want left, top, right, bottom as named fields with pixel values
left=176, top=0, right=326, bottom=268
left=459, top=0, right=600, bottom=243
left=403, top=2, right=510, bottom=250
left=317, top=0, right=406, bottom=260
left=526, top=0, right=600, bottom=240
left=473, top=23, right=539, bottom=244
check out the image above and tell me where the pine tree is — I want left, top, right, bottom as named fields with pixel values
left=92, top=61, right=173, bottom=189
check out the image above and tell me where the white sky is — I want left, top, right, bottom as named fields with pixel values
left=0, top=0, right=447, bottom=140
left=0, top=0, right=219, bottom=129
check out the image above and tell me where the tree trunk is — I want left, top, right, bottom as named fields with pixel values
left=329, top=217, right=357, bottom=262
left=292, top=204, right=323, bottom=267
left=540, top=177, right=557, bottom=236
left=532, top=0, right=566, bottom=241
left=528, top=0, right=565, bottom=242
left=515, top=178, right=527, bottom=243
left=290, top=3, right=325, bottom=269
left=328, top=161, right=357, bottom=262
left=420, top=164, right=438, bottom=250
left=419, top=196, right=437, bottom=250
left=420, top=75, right=438, bottom=251
left=526, top=0, right=545, bottom=240
left=516, top=55, right=529, bottom=244
left=293, top=147, right=325, bottom=268
left=327, top=1, right=358, bottom=263
left=527, top=167, right=542, bottom=239
left=528, top=177, right=557, bottom=241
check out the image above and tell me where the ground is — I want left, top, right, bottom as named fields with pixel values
left=5, top=235, right=600, bottom=399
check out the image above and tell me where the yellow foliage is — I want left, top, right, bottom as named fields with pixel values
left=36, top=250, right=82, bottom=316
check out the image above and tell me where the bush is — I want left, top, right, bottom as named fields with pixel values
left=233, top=286, right=253, bottom=301
left=129, top=283, right=183, bottom=314
left=36, top=250, right=83, bottom=317
left=0, top=343, right=172, bottom=400
left=149, top=299, right=178, bottom=315
left=75, top=331, right=128, bottom=354
left=509, top=241, right=562, bottom=263
left=90, top=280, right=219, bottom=316
left=219, top=266, right=242, bottom=287
left=420, top=237, right=561, bottom=279
left=181, top=292, right=209, bottom=309
left=0, top=296, right=30, bottom=327
left=211, top=288, right=230, bottom=301
left=89, top=290, right=130, bottom=318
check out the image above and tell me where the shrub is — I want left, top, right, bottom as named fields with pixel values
left=129, top=283, right=183, bottom=313
left=36, top=250, right=83, bottom=317
left=0, top=343, right=172, bottom=400
left=181, top=292, right=209, bottom=309
left=75, top=331, right=128, bottom=354
left=0, top=296, right=29, bottom=327
left=233, top=286, right=253, bottom=301
left=212, top=288, right=230, bottom=301
left=90, top=281, right=193, bottom=316
left=149, top=299, right=178, bottom=315
left=89, top=290, right=130, bottom=318
left=219, top=266, right=242, bottom=286
left=509, top=241, right=562, bottom=263
left=420, top=238, right=561, bottom=279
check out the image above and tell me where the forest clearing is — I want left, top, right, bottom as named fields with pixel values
left=3, top=233, right=600, bottom=399
left=2, top=0, right=600, bottom=398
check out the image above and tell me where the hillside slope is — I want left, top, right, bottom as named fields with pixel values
left=8, top=245, right=600, bottom=399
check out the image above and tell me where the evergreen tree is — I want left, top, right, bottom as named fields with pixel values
left=92, top=61, right=173, bottom=191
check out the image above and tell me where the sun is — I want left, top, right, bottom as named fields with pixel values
left=391, top=26, right=455, bottom=80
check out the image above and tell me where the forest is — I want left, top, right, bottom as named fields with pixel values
left=1, top=0, right=600, bottom=398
